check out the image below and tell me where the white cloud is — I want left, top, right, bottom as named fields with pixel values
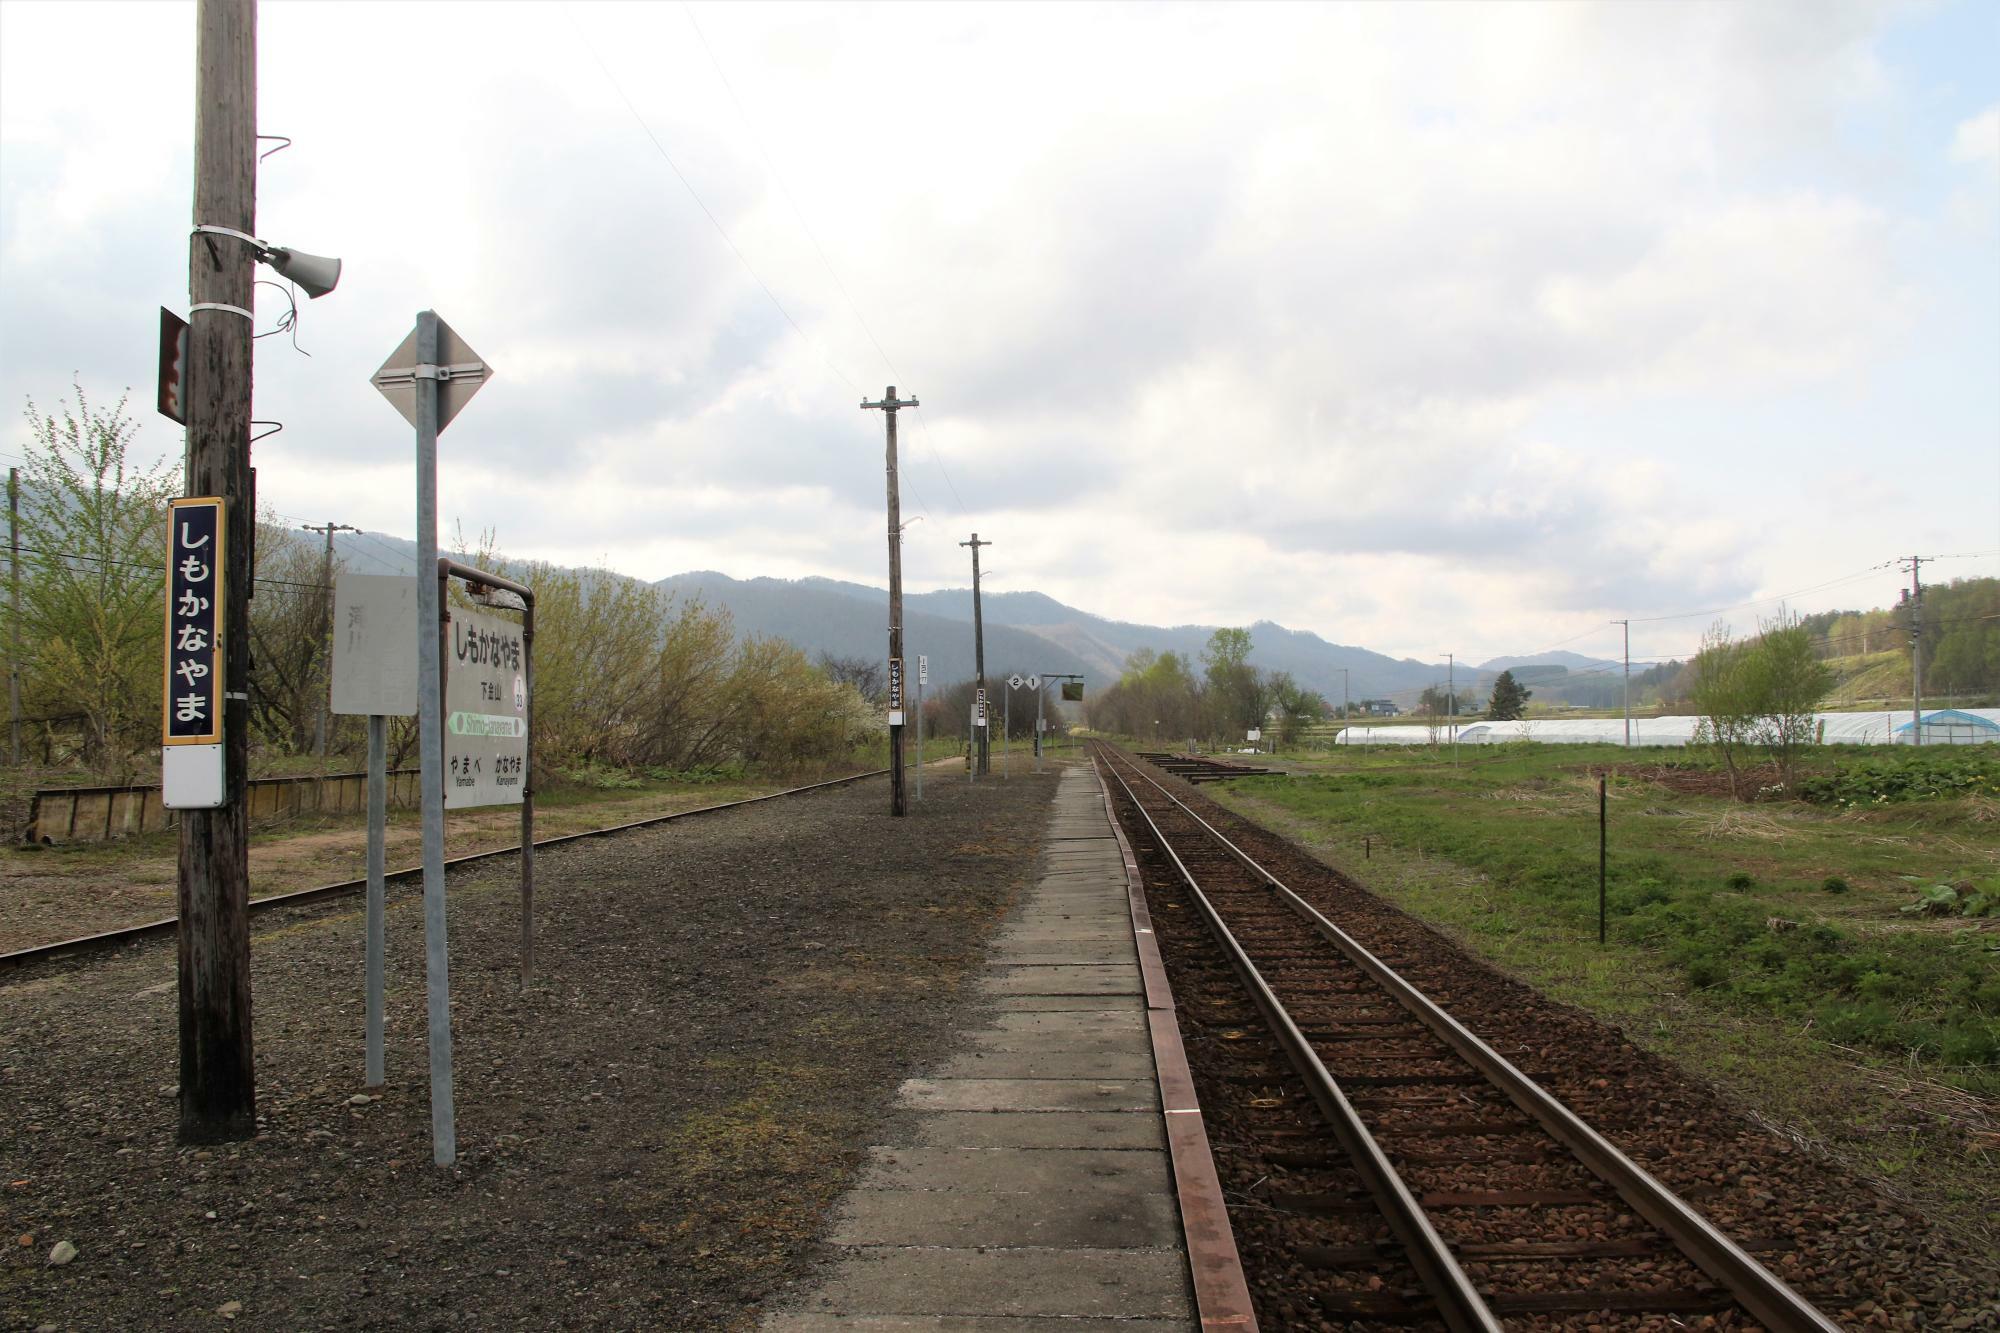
left=1951, top=103, right=2000, bottom=168
left=0, top=0, right=1991, bottom=663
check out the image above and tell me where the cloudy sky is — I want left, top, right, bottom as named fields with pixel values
left=2, top=0, right=1994, bottom=667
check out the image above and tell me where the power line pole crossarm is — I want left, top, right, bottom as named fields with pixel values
left=862, top=387, right=917, bottom=817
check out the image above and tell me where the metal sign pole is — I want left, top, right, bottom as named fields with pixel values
left=914, top=664, right=924, bottom=801
left=1035, top=681, right=1044, bottom=772
left=413, top=310, right=457, bottom=1167
left=364, top=712, right=386, bottom=1090
left=1003, top=689, right=1010, bottom=779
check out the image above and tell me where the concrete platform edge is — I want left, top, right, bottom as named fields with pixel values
left=1091, top=752, right=1260, bottom=1332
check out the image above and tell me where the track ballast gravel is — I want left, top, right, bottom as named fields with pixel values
left=2, top=768, right=1058, bottom=1331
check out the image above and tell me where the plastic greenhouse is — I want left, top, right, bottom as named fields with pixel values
left=1334, top=709, right=2000, bottom=747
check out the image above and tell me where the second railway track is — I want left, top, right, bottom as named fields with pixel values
left=0, top=767, right=888, bottom=974
left=1096, top=741, right=1843, bottom=1332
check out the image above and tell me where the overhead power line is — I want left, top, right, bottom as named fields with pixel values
left=564, top=4, right=862, bottom=396
left=677, top=3, right=968, bottom=524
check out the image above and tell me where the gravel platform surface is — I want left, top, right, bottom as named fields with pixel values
left=2, top=766, right=1060, bottom=1331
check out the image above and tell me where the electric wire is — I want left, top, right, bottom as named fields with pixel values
left=564, top=4, right=863, bottom=396
left=679, top=3, right=969, bottom=524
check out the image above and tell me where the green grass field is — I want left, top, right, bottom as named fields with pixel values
left=1197, top=741, right=2000, bottom=1245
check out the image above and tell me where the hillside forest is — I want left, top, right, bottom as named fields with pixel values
left=6, top=384, right=1993, bottom=784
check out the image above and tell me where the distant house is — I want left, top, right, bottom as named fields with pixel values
left=1355, top=699, right=1400, bottom=717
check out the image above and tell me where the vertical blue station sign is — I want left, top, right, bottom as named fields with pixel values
left=163, top=497, right=225, bottom=745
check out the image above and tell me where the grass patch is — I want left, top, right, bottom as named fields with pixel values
left=1204, top=744, right=2000, bottom=1250
left=1209, top=743, right=2000, bottom=1091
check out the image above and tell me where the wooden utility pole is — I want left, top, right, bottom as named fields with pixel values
left=1904, top=556, right=1924, bottom=746
left=8, top=467, right=19, bottom=766
left=862, top=387, right=917, bottom=817
left=1614, top=619, right=1631, bottom=747
left=178, top=0, right=258, bottom=1143
left=961, top=532, right=992, bottom=775
left=300, top=520, right=357, bottom=758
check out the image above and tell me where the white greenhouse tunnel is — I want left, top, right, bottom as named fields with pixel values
left=1332, top=709, right=2000, bottom=748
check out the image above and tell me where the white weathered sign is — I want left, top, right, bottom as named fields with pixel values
left=332, top=575, right=420, bottom=717
left=444, top=605, right=528, bottom=809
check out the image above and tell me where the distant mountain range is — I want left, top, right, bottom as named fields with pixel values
left=323, top=532, right=1620, bottom=706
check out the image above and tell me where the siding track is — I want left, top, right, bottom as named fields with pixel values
left=1, top=768, right=886, bottom=974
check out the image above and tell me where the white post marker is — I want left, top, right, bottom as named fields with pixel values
left=330, top=572, right=418, bottom=1091
left=915, top=654, right=927, bottom=800
left=371, top=312, right=493, bottom=1167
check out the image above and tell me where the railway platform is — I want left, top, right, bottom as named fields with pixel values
left=764, top=765, right=1224, bottom=1332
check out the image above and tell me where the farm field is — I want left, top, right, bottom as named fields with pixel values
left=1198, top=741, right=2000, bottom=1252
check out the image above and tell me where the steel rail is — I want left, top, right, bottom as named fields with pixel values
left=1118, top=747, right=1844, bottom=1333
left=1101, top=753, right=1503, bottom=1333
left=1, top=768, right=889, bottom=974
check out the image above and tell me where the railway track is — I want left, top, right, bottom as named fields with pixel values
left=1095, top=742, right=1841, bottom=1332
left=0, top=767, right=887, bottom=974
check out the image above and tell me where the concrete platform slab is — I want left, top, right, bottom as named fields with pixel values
left=976, top=994, right=1144, bottom=1013
left=827, top=1185, right=1180, bottom=1248
left=981, top=1009, right=1145, bottom=1034
left=797, top=1248, right=1192, bottom=1320
left=897, top=1077, right=1158, bottom=1113
left=976, top=966, right=1140, bottom=996
left=932, top=1050, right=1157, bottom=1080
left=764, top=1316, right=1193, bottom=1333
left=908, top=1111, right=1165, bottom=1151
left=859, top=1146, right=1172, bottom=1194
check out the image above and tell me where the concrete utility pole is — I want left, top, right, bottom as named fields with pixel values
left=862, top=387, right=917, bottom=816
left=1336, top=667, right=1349, bottom=738
left=1445, top=652, right=1457, bottom=764
left=1614, top=619, right=1631, bottom=747
left=1903, top=556, right=1925, bottom=746
left=960, top=533, right=992, bottom=776
left=301, top=520, right=358, bottom=759
left=178, top=0, right=258, bottom=1144
left=8, top=467, right=19, bottom=765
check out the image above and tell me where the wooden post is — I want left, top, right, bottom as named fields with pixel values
left=302, top=520, right=356, bottom=760
left=177, top=0, right=257, bottom=1144
left=8, top=466, right=19, bottom=766
left=862, top=388, right=917, bottom=817
left=1598, top=774, right=1608, bottom=946
left=961, top=533, right=992, bottom=776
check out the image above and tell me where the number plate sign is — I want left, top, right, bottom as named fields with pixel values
left=445, top=605, right=528, bottom=809
left=918, top=655, right=928, bottom=686
left=975, top=688, right=988, bottom=727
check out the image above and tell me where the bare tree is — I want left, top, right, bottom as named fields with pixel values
left=817, top=652, right=885, bottom=703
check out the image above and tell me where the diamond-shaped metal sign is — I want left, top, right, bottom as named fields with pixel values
left=370, top=315, right=493, bottom=434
